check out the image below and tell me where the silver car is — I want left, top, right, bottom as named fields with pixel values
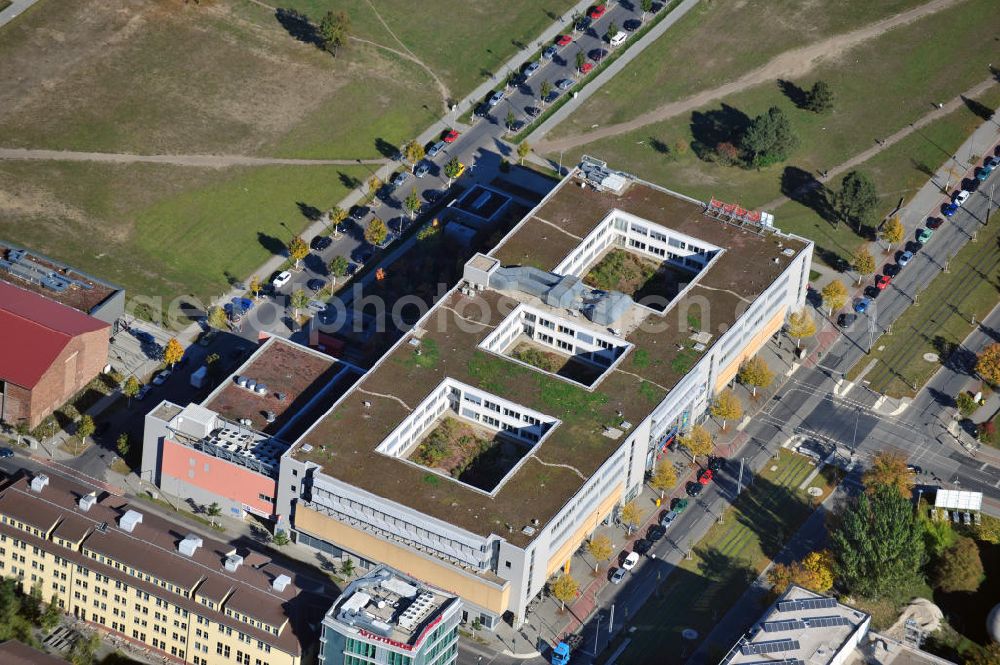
left=523, top=61, right=540, bottom=78
left=426, top=141, right=446, bottom=158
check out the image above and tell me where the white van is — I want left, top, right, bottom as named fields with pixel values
left=609, top=32, right=627, bottom=48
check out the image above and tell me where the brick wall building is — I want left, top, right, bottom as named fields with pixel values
left=0, top=281, right=110, bottom=429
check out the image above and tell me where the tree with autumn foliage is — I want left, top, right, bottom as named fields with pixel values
left=620, top=501, right=641, bottom=535
left=880, top=216, right=905, bottom=251
left=786, top=309, right=816, bottom=348
left=587, top=534, right=614, bottom=572
left=821, top=279, right=849, bottom=316
left=163, top=338, right=184, bottom=367
left=550, top=574, right=578, bottom=611
left=248, top=275, right=262, bottom=300
left=862, top=450, right=914, bottom=498
left=650, top=462, right=677, bottom=498
left=976, top=343, right=1000, bottom=386
left=287, top=235, right=309, bottom=268
left=365, top=217, right=388, bottom=246
left=738, top=355, right=774, bottom=397
left=768, top=550, right=835, bottom=593
left=678, top=424, right=713, bottom=464
left=851, top=246, right=876, bottom=285
left=709, top=389, right=742, bottom=430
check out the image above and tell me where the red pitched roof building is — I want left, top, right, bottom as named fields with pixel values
left=0, top=281, right=110, bottom=429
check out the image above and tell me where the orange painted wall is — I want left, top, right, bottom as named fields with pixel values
left=714, top=306, right=788, bottom=393
left=161, top=438, right=277, bottom=516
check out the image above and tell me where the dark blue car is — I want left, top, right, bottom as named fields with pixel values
left=942, top=202, right=959, bottom=217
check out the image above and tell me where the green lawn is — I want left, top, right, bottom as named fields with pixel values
left=550, top=0, right=929, bottom=138
left=614, top=451, right=836, bottom=665
left=550, top=0, right=999, bottom=270
left=0, top=160, right=372, bottom=315
left=278, top=0, right=577, bottom=98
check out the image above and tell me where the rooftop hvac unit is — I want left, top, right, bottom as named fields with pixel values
left=265, top=412, right=277, bottom=424
left=245, top=379, right=257, bottom=391
left=240, top=418, right=253, bottom=428
left=78, top=493, right=97, bottom=512
left=254, top=383, right=268, bottom=395
left=224, top=554, right=244, bottom=572
left=275, top=392, right=287, bottom=402
left=272, top=574, right=291, bottom=592
left=29, top=474, right=49, bottom=493
left=236, top=375, right=248, bottom=387
left=178, top=534, right=203, bottom=557
left=119, top=509, right=143, bottom=533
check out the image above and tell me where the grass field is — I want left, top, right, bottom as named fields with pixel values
left=277, top=0, right=577, bottom=98
left=548, top=0, right=999, bottom=269
left=613, top=451, right=839, bottom=665
left=550, top=0, right=929, bottom=138
left=0, top=159, right=371, bottom=309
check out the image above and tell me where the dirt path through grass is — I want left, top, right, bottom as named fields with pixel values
left=537, top=0, right=966, bottom=153
left=760, top=76, right=998, bottom=210
left=0, top=148, right=389, bottom=167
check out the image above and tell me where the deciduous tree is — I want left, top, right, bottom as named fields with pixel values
left=821, top=280, right=849, bottom=316
left=805, top=80, right=834, bottom=113
left=587, top=534, right=614, bottom=571
left=768, top=550, right=835, bottom=593
left=836, top=170, right=879, bottom=232
left=505, top=109, right=516, bottom=132
left=207, top=305, right=229, bottom=330
left=329, top=255, right=349, bottom=284
left=163, top=337, right=184, bottom=367
left=851, top=246, right=876, bottom=284
left=116, top=433, right=130, bottom=458
left=206, top=502, right=221, bottom=527
left=862, top=451, right=914, bottom=498
left=318, top=10, right=350, bottom=56
left=965, top=644, right=1000, bottom=665
left=880, top=216, right=905, bottom=251
left=786, top=309, right=816, bottom=348
left=738, top=356, right=774, bottom=396
left=77, top=415, right=95, bottom=441
left=287, top=235, right=309, bottom=268
left=367, top=175, right=383, bottom=201
left=540, top=80, right=553, bottom=102
left=517, top=141, right=531, bottom=165
left=404, top=190, right=421, bottom=219
left=41, top=597, right=61, bottom=630
left=328, top=206, right=348, bottom=233
left=290, top=289, right=309, bottom=317
left=122, top=376, right=141, bottom=405
left=605, top=21, right=619, bottom=40
left=620, top=501, right=641, bottom=535
left=976, top=343, right=1000, bottom=385
left=248, top=275, right=262, bottom=299
left=934, top=535, right=984, bottom=593
left=650, top=462, right=677, bottom=497
left=403, top=140, right=425, bottom=170
left=709, top=389, right=742, bottom=430
left=830, top=484, right=925, bottom=598
left=338, top=556, right=353, bottom=575
left=640, top=0, right=653, bottom=17
left=444, top=157, right=463, bottom=184
left=365, top=217, right=389, bottom=246
left=551, top=573, right=579, bottom=610
left=956, top=392, right=978, bottom=417
left=678, top=424, right=713, bottom=464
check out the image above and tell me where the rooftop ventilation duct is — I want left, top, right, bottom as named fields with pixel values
left=224, top=554, right=244, bottom=572
left=272, top=574, right=291, bottom=592
left=178, top=534, right=203, bottom=557
left=275, top=392, right=287, bottom=402
left=119, top=509, right=143, bottom=533
left=78, top=493, right=97, bottom=512
left=236, top=376, right=248, bottom=387
left=245, top=379, right=257, bottom=391
left=264, top=412, right=277, bottom=424
left=254, top=383, right=268, bottom=395
left=29, top=474, right=49, bottom=493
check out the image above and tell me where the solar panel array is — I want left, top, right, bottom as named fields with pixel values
left=763, top=619, right=806, bottom=633
left=805, top=615, right=852, bottom=629
left=777, top=597, right=837, bottom=612
left=741, top=639, right=800, bottom=656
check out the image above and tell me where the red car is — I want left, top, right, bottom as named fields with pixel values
left=556, top=34, right=573, bottom=46
left=442, top=129, right=460, bottom=143
left=926, top=216, right=944, bottom=229
left=588, top=4, right=606, bottom=19
left=698, top=469, right=714, bottom=485
left=580, top=62, right=594, bottom=74
left=876, top=274, right=892, bottom=290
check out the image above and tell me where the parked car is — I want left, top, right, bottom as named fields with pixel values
left=633, top=539, right=652, bottom=555
left=310, top=235, right=332, bottom=251
left=588, top=4, right=606, bottom=19
left=197, top=329, right=218, bottom=347
left=686, top=482, right=704, bottom=497
left=391, top=171, right=409, bottom=188
left=854, top=297, right=872, bottom=314
left=698, top=468, right=714, bottom=485
left=556, top=34, right=573, bottom=46
left=707, top=456, right=725, bottom=471
left=671, top=498, right=689, bottom=513
left=580, top=62, right=595, bottom=74
left=542, top=45, right=558, bottom=60
left=307, top=300, right=327, bottom=313
left=623, top=18, right=641, bottom=31
left=926, top=216, right=944, bottom=229
left=352, top=246, right=373, bottom=265
left=660, top=510, right=679, bottom=529
left=942, top=202, right=959, bottom=217
left=522, top=61, right=540, bottom=78
left=152, top=369, right=172, bottom=386
left=621, top=552, right=640, bottom=570
left=272, top=271, right=292, bottom=289
left=906, top=464, right=924, bottom=474
left=451, top=162, right=467, bottom=179
left=426, top=141, right=446, bottom=158
left=647, top=525, right=666, bottom=542
left=0, top=448, right=14, bottom=459
left=414, top=162, right=431, bottom=178
left=525, top=106, right=541, bottom=118
left=976, top=165, right=994, bottom=181
left=350, top=205, right=370, bottom=220
left=610, top=567, right=627, bottom=584
left=556, top=78, right=575, bottom=91
left=837, top=313, right=857, bottom=328
left=954, top=190, right=971, bottom=206
left=575, top=16, right=591, bottom=32
left=876, top=274, right=892, bottom=290
left=898, top=250, right=914, bottom=266
left=442, top=129, right=460, bottom=143
left=487, top=90, right=505, bottom=107
left=136, top=385, right=152, bottom=401
left=917, top=228, right=933, bottom=244
left=609, top=32, right=627, bottom=48
left=307, top=279, right=326, bottom=291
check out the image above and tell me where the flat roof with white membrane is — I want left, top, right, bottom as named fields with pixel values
left=934, top=490, right=982, bottom=511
